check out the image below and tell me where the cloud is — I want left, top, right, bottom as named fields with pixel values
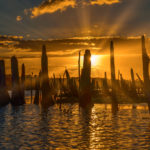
left=28, top=0, right=76, bottom=18
left=16, top=16, right=22, bottom=21
left=90, top=0, right=120, bottom=5
left=25, top=0, right=120, bottom=18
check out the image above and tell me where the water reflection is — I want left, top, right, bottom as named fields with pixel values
left=0, top=103, right=150, bottom=149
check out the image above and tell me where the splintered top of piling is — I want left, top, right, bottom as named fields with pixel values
left=85, top=49, right=91, bottom=56
left=110, top=41, right=114, bottom=49
left=11, top=56, right=17, bottom=60
left=42, top=45, right=46, bottom=54
left=0, top=60, right=4, bottom=65
left=142, top=35, right=146, bottom=48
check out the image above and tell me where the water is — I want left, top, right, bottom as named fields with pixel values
left=0, top=103, right=150, bottom=149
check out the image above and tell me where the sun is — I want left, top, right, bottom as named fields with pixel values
left=91, top=55, right=99, bottom=66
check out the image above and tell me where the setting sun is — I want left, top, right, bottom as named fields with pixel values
left=91, top=55, right=100, bottom=66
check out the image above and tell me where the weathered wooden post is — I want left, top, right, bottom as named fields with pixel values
left=21, top=64, right=25, bottom=83
left=34, top=73, right=40, bottom=105
left=31, top=72, right=33, bottom=103
left=0, top=60, right=10, bottom=106
left=110, top=41, right=116, bottom=94
left=41, top=45, right=53, bottom=107
left=130, top=68, right=136, bottom=97
left=141, top=35, right=150, bottom=110
left=78, top=51, right=81, bottom=92
left=103, top=72, right=108, bottom=94
left=0, top=60, right=6, bottom=87
left=21, top=63, right=25, bottom=104
left=11, top=56, right=24, bottom=105
left=110, top=41, right=118, bottom=113
left=80, top=50, right=92, bottom=108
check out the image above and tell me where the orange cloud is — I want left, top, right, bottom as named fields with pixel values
left=29, top=0, right=76, bottom=18
left=90, top=0, right=120, bottom=5
left=26, top=0, right=120, bottom=18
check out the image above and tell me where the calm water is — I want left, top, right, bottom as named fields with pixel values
left=0, top=103, right=150, bottom=150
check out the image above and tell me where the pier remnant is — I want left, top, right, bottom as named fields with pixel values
left=141, top=35, right=150, bottom=109
left=0, top=60, right=10, bottom=106
left=110, top=41, right=118, bottom=112
left=80, top=50, right=92, bottom=108
left=11, top=56, right=25, bottom=105
left=41, top=45, right=54, bottom=107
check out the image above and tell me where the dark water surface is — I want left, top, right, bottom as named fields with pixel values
left=0, top=103, right=150, bottom=150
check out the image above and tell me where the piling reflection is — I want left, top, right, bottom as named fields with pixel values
left=79, top=107, right=91, bottom=149
left=0, top=104, right=150, bottom=149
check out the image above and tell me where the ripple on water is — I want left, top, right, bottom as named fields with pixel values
left=0, top=103, right=150, bottom=149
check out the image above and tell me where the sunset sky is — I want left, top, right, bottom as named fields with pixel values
left=0, top=0, right=150, bottom=78
left=0, top=0, right=150, bottom=39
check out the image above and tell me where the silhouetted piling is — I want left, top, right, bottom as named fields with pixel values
left=0, top=60, right=6, bottom=87
left=34, top=74, right=40, bottom=105
left=41, top=45, right=54, bottom=107
left=21, top=63, right=25, bottom=104
left=136, top=73, right=144, bottom=86
left=30, top=72, right=33, bottom=103
left=110, top=41, right=116, bottom=94
left=11, top=56, right=24, bottom=106
left=0, top=60, right=10, bottom=106
left=78, top=51, right=81, bottom=92
left=130, top=68, right=136, bottom=97
left=110, top=41, right=118, bottom=112
left=103, top=72, right=108, bottom=94
left=141, top=35, right=150, bottom=110
left=21, top=64, right=25, bottom=83
left=80, top=50, right=92, bottom=108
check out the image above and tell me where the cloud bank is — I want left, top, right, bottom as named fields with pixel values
left=26, top=0, right=120, bottom=18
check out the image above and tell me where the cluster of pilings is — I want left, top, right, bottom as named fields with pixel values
left=78, top=35, right=150, bottom=111
left=0, top=56, right=25, bottom=107
left=0, top=35, right=149, bottom=110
